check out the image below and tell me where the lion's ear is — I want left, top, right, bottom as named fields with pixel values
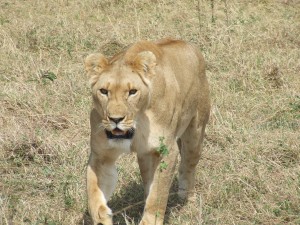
left=132, top=51, right=157, bottom=74
left=84, top=53, right=108, bottom=86
left=85, top=53, right=108, bottom=73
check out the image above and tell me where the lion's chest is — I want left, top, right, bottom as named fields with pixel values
left=107, top=139, right=132, bottom=154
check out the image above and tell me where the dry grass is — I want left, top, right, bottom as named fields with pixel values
left=1, top=0, right=300, bottom=224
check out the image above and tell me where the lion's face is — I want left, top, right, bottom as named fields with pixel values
left=85, top=51, right=156, bottom=141
left=93, top=67, right=150, bottom=140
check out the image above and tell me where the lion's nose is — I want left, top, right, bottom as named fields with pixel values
left=108, top=116, right=125, bottom=124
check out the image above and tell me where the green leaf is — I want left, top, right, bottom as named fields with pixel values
left=159, top=161, right=168, bottom=171
left=40, top=70, right=57, bottom=82
left=157, top=136, right=169, bottom=156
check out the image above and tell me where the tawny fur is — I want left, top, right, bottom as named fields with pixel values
left=85, top=39, right=210, bottom=225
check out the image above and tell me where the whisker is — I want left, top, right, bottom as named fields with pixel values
left=96, top=123, right=106, bottom=134
left=98, top=123, right=106, bottom=129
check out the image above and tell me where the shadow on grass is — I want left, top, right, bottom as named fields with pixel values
left=80, top=178, right=185, bottom=225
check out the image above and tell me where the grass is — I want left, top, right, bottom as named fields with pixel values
left=1, top=0, right=299, bottom=224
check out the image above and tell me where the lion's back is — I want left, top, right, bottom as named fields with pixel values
left=157, top=39, right=206, bottom=84
left=156, top=39, right=208, bottom=105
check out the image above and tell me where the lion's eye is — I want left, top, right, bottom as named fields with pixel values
left=100, top=88, right=108, bottom=95
left=129, top=89, right=137, bottom=96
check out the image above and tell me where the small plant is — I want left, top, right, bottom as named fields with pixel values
left=289, top=96, right=300, bottom=116
left=63, top=177, right=75, bottom=209
left=157, top=137, right=169, bottom=172
left=39, top=70, right=57, bottom=85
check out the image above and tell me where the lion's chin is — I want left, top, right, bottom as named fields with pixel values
left=105, top=128, right=135, bottom=140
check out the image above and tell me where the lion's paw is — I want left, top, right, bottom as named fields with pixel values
left=90, top=205, right=113, bottom=225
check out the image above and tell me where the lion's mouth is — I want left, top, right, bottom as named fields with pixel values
left=105, top=128, right=135, bottom=139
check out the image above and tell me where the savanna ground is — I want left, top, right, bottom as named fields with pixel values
left=1, top=0, right=300, bottom=224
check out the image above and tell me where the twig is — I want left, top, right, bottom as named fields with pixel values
left=210, top=0, right=215, bottom=24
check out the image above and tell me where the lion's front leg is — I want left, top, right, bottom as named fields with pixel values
left=138, top=142, right=179, bottom=225
left=87, top=154, right=118, bottom=225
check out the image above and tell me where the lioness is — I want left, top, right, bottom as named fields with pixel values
left=85, top=39, right=210, bottom=225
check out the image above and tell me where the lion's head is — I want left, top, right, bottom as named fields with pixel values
left=85, top=42, right=161, bottom=140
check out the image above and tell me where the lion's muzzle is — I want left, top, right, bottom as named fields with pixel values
left=104, top=116, right=135, bottom=139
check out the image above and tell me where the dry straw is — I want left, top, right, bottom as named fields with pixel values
left=1, top=0, right=299, bottom=224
